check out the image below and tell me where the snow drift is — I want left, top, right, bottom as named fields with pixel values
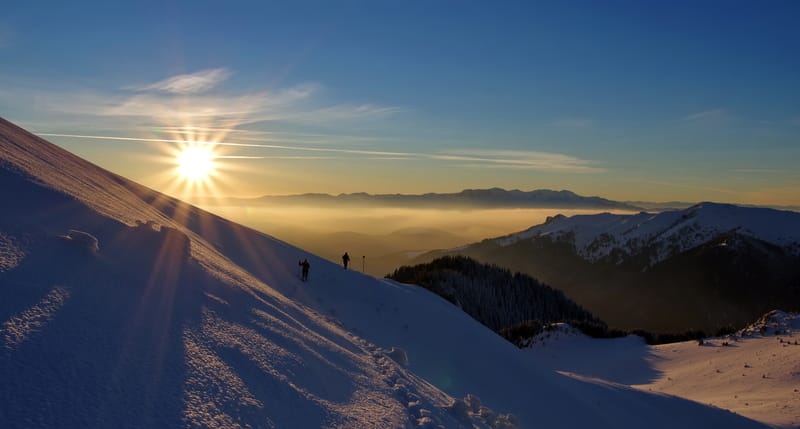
left=0, top=117, right=770, bottom=428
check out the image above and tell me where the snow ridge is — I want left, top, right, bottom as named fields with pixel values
left=497, top=202, right=800, bottom=264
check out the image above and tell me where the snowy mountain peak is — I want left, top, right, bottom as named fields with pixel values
left=497, top=203, right=800, bottom=265
left=739, top=310, right=800, bottom=337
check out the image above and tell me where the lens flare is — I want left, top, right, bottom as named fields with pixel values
left=177, top=146, right=215, bottom=181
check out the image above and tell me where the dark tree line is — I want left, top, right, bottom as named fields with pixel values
left=389, top=255, right=602, bottom=334
left=390, top=256, right=750, bottom=347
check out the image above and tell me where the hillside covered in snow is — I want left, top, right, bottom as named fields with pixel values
left=0, top=116, right=772, bottom=428
left=526, top=311, right=800, bottom=428
left=419, top=205, right=800, bottom=333
left=497, top=204, right=800, bottom=266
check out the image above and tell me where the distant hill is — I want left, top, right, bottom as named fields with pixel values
left=417, top=203, right=800, bottom=333
left=207, top=188, right=643, bottom=210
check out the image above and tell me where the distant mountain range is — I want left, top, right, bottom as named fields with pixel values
left=201, top=190, right=800, bottom=212
left=206, top=188, right=643, bottom=210
left=417, top=202, right=800, bottom=333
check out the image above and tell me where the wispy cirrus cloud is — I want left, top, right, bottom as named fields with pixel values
left=19, top=68, right=602, bottom=175
left=129, top=68, right=232, bottom=94
left=36, top=133, right=415, bottom=158
left=35, top=75, right=397, bottom=129
left=729, top=168, right=783, bottom=174
left=684, top=108, right=727, bottom=121
left=430, top=149, right=603, bottom=173
left=38, top=132, right=602, bottom=173
left=294, top=104, right=407, bottom=123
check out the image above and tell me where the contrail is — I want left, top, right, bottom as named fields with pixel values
left=36, top=132, right=415, bottom=158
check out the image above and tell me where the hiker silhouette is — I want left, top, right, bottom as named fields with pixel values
left=342, top=252, right=350, bottom=270
left=299, top=258, right=310, bottom=281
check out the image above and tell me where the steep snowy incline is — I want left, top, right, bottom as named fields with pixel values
left=497, top=203, right=800, bottom=264
left=0, top=119, right=484, bottom=428
left=0, top=117, right=769, bottom=428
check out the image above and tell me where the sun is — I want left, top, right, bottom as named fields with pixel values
left=176, top=145, right=216, bottom=181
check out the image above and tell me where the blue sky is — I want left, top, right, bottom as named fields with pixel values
left=1, top=1, right=799, bottom=205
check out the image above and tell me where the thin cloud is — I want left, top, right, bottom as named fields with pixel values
left=129, top=68, right=232, bottom=94
left=214, top=155, right=265, bottom=159
left=431, top=149, right=604, bottom=173
left=37, top=81, right=399, bottom=128
left=293, top=104, right=407, bottom=123
left=684, top=108, right=726, bottom=121
left=37, top=132, right=603, bottom=173
left=36, top=133, right=415, bottom=158
left=729, top=168, right=782, bottom=174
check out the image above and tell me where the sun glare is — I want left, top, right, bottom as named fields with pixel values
left=177, top=146, right=216, bottom=181
left=149, top=124, right=252, bottom=201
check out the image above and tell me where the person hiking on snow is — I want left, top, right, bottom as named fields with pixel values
left=299, top=258, right=310, bottom=281
left=342, top=252, right=350, bottom=270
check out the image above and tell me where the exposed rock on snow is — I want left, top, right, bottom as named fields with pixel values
left=385, top=346, right=409, bottom=367
left=61, top=229, right=100, bottom=253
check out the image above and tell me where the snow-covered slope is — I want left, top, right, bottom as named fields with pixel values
left=498, top=203, right=800, bottom=265
left=527, top=312, right=800, bottom=428
left=0, top=117, right=770, bottom=428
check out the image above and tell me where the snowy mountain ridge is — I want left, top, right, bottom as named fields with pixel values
left=497, top=202, right=800, bottom=265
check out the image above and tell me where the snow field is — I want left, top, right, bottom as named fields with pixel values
left=527, top=314, right=800, bottom=428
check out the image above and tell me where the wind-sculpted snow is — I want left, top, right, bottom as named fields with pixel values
left=1, top=286, right=69, bottom=349
left=0, top=232, right=26, bottom=272
left=0, top=117, right=773, bottom=428
left=497, top=203, right=800, bottom=265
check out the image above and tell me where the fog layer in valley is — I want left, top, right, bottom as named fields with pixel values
left=197, top=204, right=636, bottom=276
